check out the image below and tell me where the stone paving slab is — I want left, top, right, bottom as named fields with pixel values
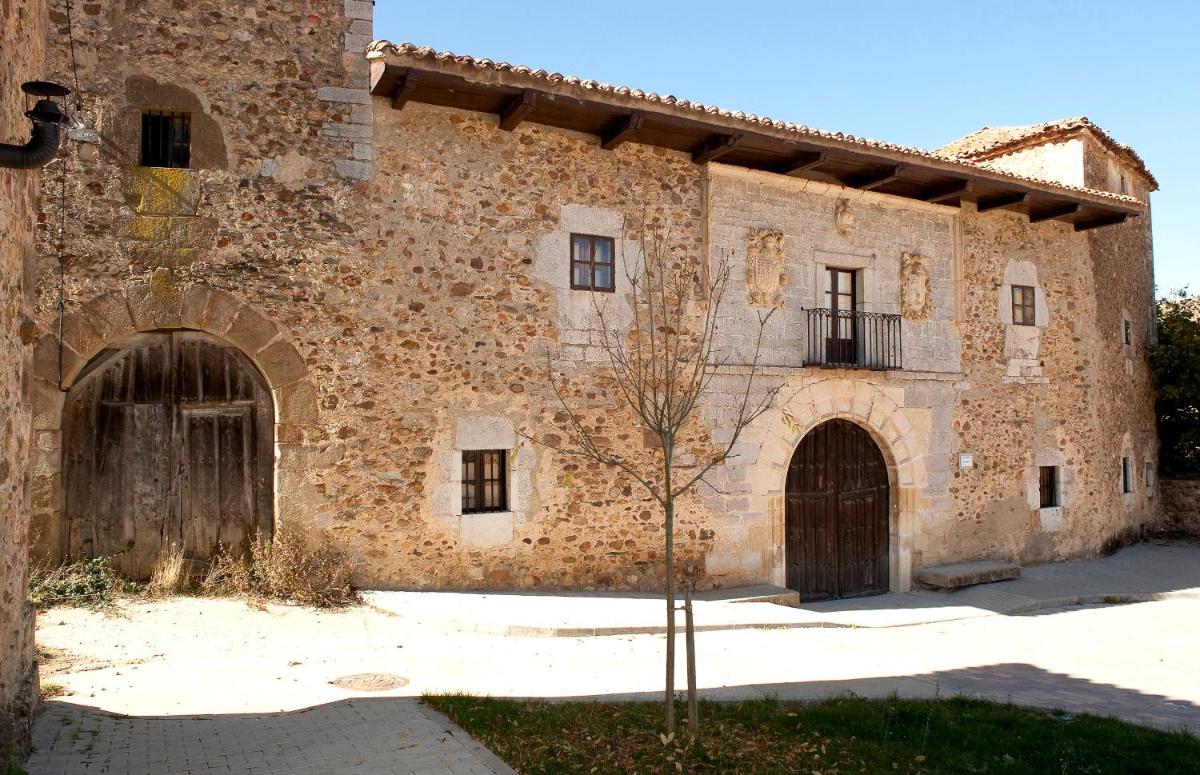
left=25, top=699, right=516, bottom=775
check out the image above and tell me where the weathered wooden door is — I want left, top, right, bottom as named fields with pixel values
left=63, top=331, right=273, bottom=578
left=785, top=419, right=889, bottom=601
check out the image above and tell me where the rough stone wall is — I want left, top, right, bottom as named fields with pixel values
left=1157, top=479, right=1200, bottom=536
left=973, top=137, right=1086, bottom=188
left=27, top=0, right=1158, bottom=595
left=1, top=0, right=46, bottom=763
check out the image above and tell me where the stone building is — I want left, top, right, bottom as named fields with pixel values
left=1, top=0, right=48, bottom=762
left=25, top=0, right=1158, bottom=602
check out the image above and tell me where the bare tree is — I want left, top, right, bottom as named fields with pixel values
left=526, top=220, right=779, bottom=736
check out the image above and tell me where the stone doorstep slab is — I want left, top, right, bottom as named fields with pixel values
left=914, top=560, right=1022, bottom=590
left=694, top=584, right=801, bottom=606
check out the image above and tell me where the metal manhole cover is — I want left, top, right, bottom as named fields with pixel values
left=330, top=673, right=409, bottom=691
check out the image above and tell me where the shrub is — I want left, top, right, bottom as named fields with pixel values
left=202, top=525, right=357, bottom=608
left=1151, top=290, right=1200, bottom=478
left=27, top=557, right=119, bottom=608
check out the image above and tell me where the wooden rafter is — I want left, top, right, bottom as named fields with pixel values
left=390, top=74, right=418, bottom=111
left=975, top=192, right=1030, bottom=213
left=498, top=89, right=537, bottom=131
left=600, top=113, right=644, bottom=150
left=774, top=150, right=828, bottom=175
left=922, top=180, right=973, bottom=204
left=850, top=165, right=905, bottom=191
left=692, top=134, right=741, bottom=165
left=1074, top=212, right=1129, bottom=231
left=1029, top=203, right=1081, bottom=223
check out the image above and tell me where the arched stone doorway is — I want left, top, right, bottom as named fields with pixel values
left=785, top=418, right=889, bottom=601
left=62, top=330, right=274, bottom=578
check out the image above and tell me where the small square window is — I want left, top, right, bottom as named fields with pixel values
left=140, top=111, right=191, bottom=169
left=1121, top=457, right=1133, bottom=495
left=1011, top=285, right=1036, bottom=326
left=1039, top=466, right=1060, bottom=508
left=1123, top=319, right=1132, bottom=346
left=462, top=449, right=508, bottom=514
left=570, top=234, right=616, bottom=292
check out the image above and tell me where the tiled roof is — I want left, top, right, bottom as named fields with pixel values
left=368, top=41, right=1147, bottom=207
left=937, top=117, right=1157, bottom=190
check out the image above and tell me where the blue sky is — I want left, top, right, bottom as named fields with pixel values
left=374, top=0, right=1197, bottom=295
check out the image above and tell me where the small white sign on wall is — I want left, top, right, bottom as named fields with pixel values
left=958, top=452, right=976, bottom=469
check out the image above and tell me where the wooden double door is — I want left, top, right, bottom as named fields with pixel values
left=63, top=331, right=273, bottom=578
left=785, top=419, right=889, bottom=601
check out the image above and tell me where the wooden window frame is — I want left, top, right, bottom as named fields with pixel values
left=1011, top=284, right=1036, bottom=326
left=461, top=449, right=508, bottom=514
left=1038, top=466, right=1059, bottom=508
left=569, top=233, right=616, bottom=293
left=140, top=110, right=191, bottom=169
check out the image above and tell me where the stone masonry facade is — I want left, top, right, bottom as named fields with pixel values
left=1, top=0, right=47, bottom=763
left=23, top=1, right=1159, bottom=598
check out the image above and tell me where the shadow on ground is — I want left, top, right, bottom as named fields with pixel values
left=25, top=662, right=1198, bottom=773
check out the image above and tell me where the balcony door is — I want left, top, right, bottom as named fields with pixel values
left=825, top=267, right=857, bottom=365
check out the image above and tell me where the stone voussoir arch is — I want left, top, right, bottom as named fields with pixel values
left=28, top=281, right=322, bottom=564
left=44, top=281, right=317, bottom=425
left=754, top=378, right=922, bottom=593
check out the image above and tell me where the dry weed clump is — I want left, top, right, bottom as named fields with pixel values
left=145, top=545, right=190, bottom=596
left=27, top=557, right=120, bottom=608
left=202, top=525, right=358, bottom=608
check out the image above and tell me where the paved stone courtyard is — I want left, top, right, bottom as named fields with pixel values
left=24, top=542, right=1200, bottom=773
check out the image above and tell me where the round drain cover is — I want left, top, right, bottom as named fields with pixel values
left=330, top=673, right=409, bottom=692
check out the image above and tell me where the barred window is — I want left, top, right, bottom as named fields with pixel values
left=140, top=111, right=191, bottom=169
left=570, top=234, right=616, bottom=292
left=1039, top=466, right=1059, bottom=508
left=1122, top=457, right=1134, bottom=495
left=1011, top=285, right=1036, bottom=326
left=1124, top=319, right=1133, bottom=346
left=462, top=449, right=508, bottom=513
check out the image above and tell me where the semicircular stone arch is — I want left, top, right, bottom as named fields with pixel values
left=29, top=281, right=322, bottom=565
left=750, top=378, right=925, bottom=594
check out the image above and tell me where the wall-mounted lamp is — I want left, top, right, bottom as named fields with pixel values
left=0, top=80, right=70, bottom=170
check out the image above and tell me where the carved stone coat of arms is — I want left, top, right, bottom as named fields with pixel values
left=746, top=228, right=787, bottom=308
left=900, top=251, right=932, bottom=320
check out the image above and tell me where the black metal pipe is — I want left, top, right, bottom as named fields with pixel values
left=0, top=99, right=64, bottom=169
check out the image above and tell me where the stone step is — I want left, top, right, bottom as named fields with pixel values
left=694, top=584, right=800, bottom=607
left=915, top=560, right=1021, bottom=591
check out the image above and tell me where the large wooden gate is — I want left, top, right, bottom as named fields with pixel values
left=63, top=330, right=273, bottom=578
left=785, top=419, right=889, bottom=601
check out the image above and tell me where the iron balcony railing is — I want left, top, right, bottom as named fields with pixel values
left=802, top=308, right=903, bottom=370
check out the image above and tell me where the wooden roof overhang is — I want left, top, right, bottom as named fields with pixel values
left=369, top=59, right=1142, bottom=231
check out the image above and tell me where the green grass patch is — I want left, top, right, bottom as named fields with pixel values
left=426, top=695, right=1200, bottom=774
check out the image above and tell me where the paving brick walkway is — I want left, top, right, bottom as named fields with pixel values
left=26, top=699, right=515, bottom=775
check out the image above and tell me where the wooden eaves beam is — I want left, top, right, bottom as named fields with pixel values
left=390, top=73, right=418, bottom=110
left=692, top=134, right=741, bottom=165
left=498, top=89, right=537, bottom=131
left=1074, top=212, right=1130, bottom=231
left=1029, top=202, right=1081, bottom=223
left=600, top=112, right=643, bottom=150
left=922, top=180, right=973, bottom=204
left=975, top=192, right=1029, bottom=213
left=774, top=150, right=828, bottom=175
left=850, top=165, right=905, bottom=191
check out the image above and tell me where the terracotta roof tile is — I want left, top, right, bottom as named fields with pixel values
left=937, top=117, right=1157, bottom=190
left=368, top=41, right=1148, bottom=206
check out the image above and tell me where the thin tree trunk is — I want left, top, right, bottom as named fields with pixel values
left=684, top=571, right=698, bottom=736
left=664, top=495, right=676, bottom=734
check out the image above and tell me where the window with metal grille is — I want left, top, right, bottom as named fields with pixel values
left=1122, top=456, right=1133, bottom=494
left=570, top=234, right=616, bottom=292
left=462, top=449, right=508, bottom=513
left=1039, top=466, right=1059, bottom=508
left=1011, top=285, right=1036, bottom=326
left=140, top=111, right=191, bottom=169
left=1124, top=319, right=1133, bottom=346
